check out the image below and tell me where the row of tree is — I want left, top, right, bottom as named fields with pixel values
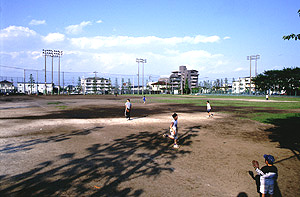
left=253, top=67, right=300, bottom=96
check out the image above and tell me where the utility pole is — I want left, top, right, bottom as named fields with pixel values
left=51, top=53, right=54, bottom=95
left=36, top=70, right=38, bottom=95
left=133, top=76, right=135, bottom=94
left=93, top=71, right=98, bottom=94
left=58, top=55, right=60, bottom=95
left=23, top=69, right=26, bottom=94
left=63, top=71, right=64, bottom=95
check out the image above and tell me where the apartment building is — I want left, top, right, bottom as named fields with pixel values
left=232, top=77, right=255, bottom=94
left=81, top=77, right=111, bottom=94
left=169, top=66, right=199, bottom=94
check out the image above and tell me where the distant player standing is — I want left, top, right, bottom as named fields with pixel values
left=207, top=100, right=213, bottom=117
left=143, top=96, right=146, bottom=104
left=125, top=99, right=132, bottom=120
left=163, top=113, right=179, bottom=148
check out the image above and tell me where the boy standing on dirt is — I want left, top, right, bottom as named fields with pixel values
left=143, top=96, right=146, bottom=104
left=125, top=99, right=132, bottom=120
left=207, top=100, right=213, bottom=117
left=163, top=113, right=179, bottom=148
left=252, top=154, right=278, bottom=197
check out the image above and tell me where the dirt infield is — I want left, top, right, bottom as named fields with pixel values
left=0, top=95, right=299, bottom=196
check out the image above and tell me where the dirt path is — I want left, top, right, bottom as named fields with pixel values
left=0, top=95, right=299, bottom=196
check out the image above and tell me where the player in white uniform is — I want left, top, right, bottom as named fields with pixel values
left=163, top=113, right=179, bottom=148
left=207, top=100, right=213, bottom=118
left=125, top=99, right=132, bottom=120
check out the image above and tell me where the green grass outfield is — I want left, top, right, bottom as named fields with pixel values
left=137, top=94, right=300, bottom=124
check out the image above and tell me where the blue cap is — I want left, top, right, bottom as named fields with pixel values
left=264, top=154, right=275, bottom=164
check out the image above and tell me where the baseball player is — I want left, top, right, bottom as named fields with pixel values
left=163, top=113, right=179, bottom=148
left=252, top=154, right=278, bottom=197
left=207, top=100, right=213, bottom=117
left=125, top=99, right=132, bottom=120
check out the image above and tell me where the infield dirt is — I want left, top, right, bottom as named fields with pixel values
left=0, top=95, right=299, bottom=196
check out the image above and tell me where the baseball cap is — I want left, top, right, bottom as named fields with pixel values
left=264, top=154, right=275, bottom=164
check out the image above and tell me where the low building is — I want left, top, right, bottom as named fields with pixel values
left=0, top=80, right=15, bottom=94
left=149, top=81, right=170, bottom=94
left=81, top=77, right=112, bottom=94
left=17, top=82, right=52, bottom=94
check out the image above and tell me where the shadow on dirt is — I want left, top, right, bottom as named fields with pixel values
left=264, top=115, right=300, bottom=162
left=0, top=127, right=102, bottom=154
left=0, top=126, right=201, bottom=196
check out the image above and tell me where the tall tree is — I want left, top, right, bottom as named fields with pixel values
left=29, top=74, right=35, bottom=94
left=184, top=78, right=190, bottom=94
left=283, top=9, right=300, bottom=40
left=253, top=67, right=300, bottom=95
left=93, top=77, right=97, bottom=94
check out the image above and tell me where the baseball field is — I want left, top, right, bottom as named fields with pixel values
left=0, top=94, right=299, bottom=196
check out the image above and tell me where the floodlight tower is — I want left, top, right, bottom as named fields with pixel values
left=136, top=58, right=142, bottom=95
left=247, top=55, right=260, bottom=95
left=53, top=50, right=63, bottom=94
left=141, top=59, right=147, bottom=95
left=42, top=49, right=54, bottom=95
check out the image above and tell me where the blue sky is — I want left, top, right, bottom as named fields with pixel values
left=1, top=0, right=300, bottom=81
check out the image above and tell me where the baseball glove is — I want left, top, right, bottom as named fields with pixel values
left=252, top=160, right=259, bottom=169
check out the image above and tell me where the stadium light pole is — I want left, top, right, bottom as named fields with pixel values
left=255, top=55, right=260, bottom=77
left=247, top=55, right=260, bottom=95
left=42, top=49, right=62, bottom=95
left=42, top=49, right=54, bottom=95
left=136, top=58, right=146, bottom=95
left=136, top=58, right=141, bottom=95
left=53, top=50, right=63, bottom=95
left=142, top=59, right=147, bottom=95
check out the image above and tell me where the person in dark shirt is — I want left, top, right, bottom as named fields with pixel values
left=253, top=154, right=278, bottom=197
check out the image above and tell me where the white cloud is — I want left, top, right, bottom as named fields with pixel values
left=96, top=20, right=103, bottom=23
left=65, top=21, right=92, bottom=35
left=29, top=19, right=46, bottom=26
left=0, top=26, right=36, bottom=38
left=234, top=67, right=246, bottom=72
left=70, top=35, right=221, bottom=49
left=223, top=36, right=231, bottom=40
left=42, top=32, right=65, bottom=43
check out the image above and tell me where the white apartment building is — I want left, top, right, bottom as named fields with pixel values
left=232, top=77, right=255, bottom=94
left=81, top=77, right=111, bottom=94
left=17, top=82, right=52, bottom=94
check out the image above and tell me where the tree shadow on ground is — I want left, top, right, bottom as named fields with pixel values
left=0, top=126, right=200, bottom=196
left=264, top=115, right=300, bottom=162
left=0, top=127, right=102, bottom=154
